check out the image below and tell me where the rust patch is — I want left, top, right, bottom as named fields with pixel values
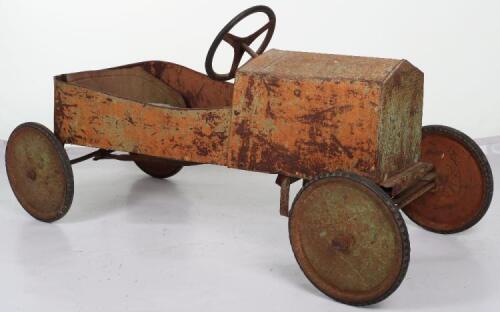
left=229, top=70, right=382, bottom=179
left=380, top=162, right=435, bottom=196
left=54, top=80, right=231, bottom=165
left=229, top=50, right=423, bottom=181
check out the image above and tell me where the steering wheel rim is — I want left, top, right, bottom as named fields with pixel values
left=205, top=5, right=276, bottom=81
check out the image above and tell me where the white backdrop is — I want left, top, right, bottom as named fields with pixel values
left=1, top=0, right=499, bottom=139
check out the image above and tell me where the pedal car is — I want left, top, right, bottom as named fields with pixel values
left=5, top=5, right=493, bottom=306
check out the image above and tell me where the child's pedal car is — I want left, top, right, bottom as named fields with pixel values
left=5, top=5, right=493, bottom=306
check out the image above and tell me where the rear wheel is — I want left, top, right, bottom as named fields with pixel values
left=5, top=122, right=74, bottom=222
left=289, top=172, right=410, bottom=306
left=403, top=125, right=493, bottom=234
left=131, top=153, right=183, bottom=179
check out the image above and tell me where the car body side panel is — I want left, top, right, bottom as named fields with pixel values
left=54, top=80, right=231, bottom=165
left=228, top=50, right=423, bottom=181
left=228, top=72, right=382, bottom=179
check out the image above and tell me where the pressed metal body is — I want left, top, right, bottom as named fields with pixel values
left=230, top=50, right=423, bottom=180
left=55, top=62, right=233, bottom=165
left=54, top=50, right=423, bottom=182
left=5, top=5, right=494, bottom=307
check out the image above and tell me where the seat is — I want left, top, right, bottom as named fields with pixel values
left=66, top=66, right=187, bottom=108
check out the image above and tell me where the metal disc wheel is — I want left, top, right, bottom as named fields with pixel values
left=289, top=172, right=410, bottom=306
left=403, top=125, right=493, bottom=234
left=5, top=122, right=74, bottom=222
left=131, top=154, right=183, bottom=179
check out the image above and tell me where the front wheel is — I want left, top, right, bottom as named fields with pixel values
left=5, top=122, right=74, bottom=222
left=289, top=172, right=410, bottom=306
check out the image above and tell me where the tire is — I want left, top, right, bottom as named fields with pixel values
left=289, top=171, right=410, bottom=306
left=5, top=122, right=74, bottom=222
left=403, top=125, right=493, bottom=234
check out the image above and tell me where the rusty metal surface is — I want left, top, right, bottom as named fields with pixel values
left=55, top=49, right=424, bottom=181
left=278, top=175, right=291, bottom=216
left=229, top=49, right=423, bottom=181
left=403, top=125, right=493, bottom=233
left=275, top=174, right=299, bottom=217
left=70, top=149, right=111, bottom=165
left=149, top=62, right=234, bottom=109
left=394, top=176, right=436, bottom=209
left=132, top=154, right=183, bottom=179
left=378, top=60, right=424, bottom=178
left=240, top=49, right=400, bottom=81
left=380, top=162, right=434, bottom=196
left=64, top=66, right=187, bottom=108
left=62, top=61, right=234, bottom=110
left=289, top=172, right=409, bottom=305
left=5, top=122, right=73, bottom=222
left=54, top=76, right=232, bottom=165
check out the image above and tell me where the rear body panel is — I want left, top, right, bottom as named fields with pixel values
left=54, top=61, right=233, bottom=165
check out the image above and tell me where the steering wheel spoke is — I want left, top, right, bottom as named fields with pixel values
left=230, top=49, right=245, bottom=76
left=241, top=43, right=258, bottom=58
left=223, top=33, right=242, bottom=48
left=245, top=21, right=272, bottom=44
left=205, top=5, right=276, bottom=81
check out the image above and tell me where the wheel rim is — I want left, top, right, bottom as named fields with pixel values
left=289, top=172, right=409, bottom=305
left=5, top=123, right=73, bottom=222
left=404, top=125, right=493, bottom=233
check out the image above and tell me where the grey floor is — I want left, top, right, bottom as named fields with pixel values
left=1, top=138, right=499, bottom=312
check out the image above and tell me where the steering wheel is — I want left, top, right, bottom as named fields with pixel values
left=205, top=5, right=276, bottom=81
